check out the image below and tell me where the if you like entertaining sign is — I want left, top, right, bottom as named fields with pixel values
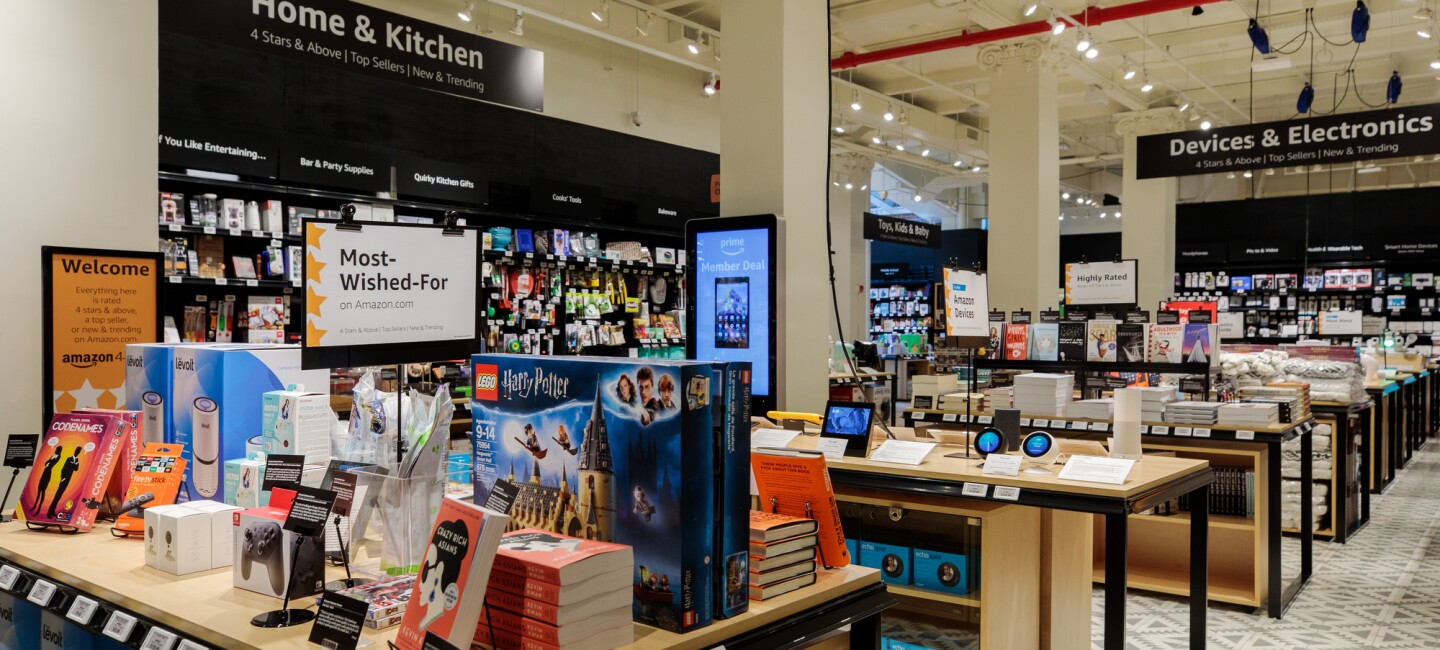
left=160, top=0, right=544, bottom=111
left=1135, top=103, right=1440, bottom=179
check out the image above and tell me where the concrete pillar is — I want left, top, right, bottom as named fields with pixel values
left=719, top=0, right=829, bottom=411
left=979, top=39, right=1063, bottom=311
left=830, top=153, right=874, bottom=346
left=1114, top=109, right=1184, bottom=311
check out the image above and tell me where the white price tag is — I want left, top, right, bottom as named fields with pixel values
left=66, top=596, right=98, bottom=625
left=213, top=278, right=227, bottom=286
left=1090, top=421, right=1109, bottom=431
left=251, top=230, right=265, bottom=238
left=994, top=486, right=1022, bottom=501
left=1152, top=426, right=1170, bottom=435
left=272, top=231, right=284, bottom=240
left=546, top=254, right=555, bottom=260
left=961, top=482, right=989, bottom=497
left=291, top=280, right=301, bottom=287
left=1174, top=427, right=1194, bottom=437
left=1194, top=428, right=1212, bottom=438
left=141, top=626, right=178, bottom=650
left=1236, top=430, right=1256, bottom=440
left=1070, top=421, right=1087, bottom=430
left=1033, top=419, right=1049, bottom=428
left=244, top=279, right=258, bottom=287
left=977, top=416, right=993, bottom=424
left=228, top=228, right=242, bottom=237
left=202, top=226, right=216, bottom=235
left=102, top=611, right=137, bottom=641
left=942, top=413, right=958, bottom=422
left=26, top=579, right=55, bottom=606
left=1140, top=425, right=1151, bottom=434
left=1020, top=418, right=1032, bottom=427
left=167, top=223, right=181, bottom=232
left=270, top=239, right=282, bottom=247
left=176, top=641, right=208, bottom=650
left=525, top=252, right=534, bottom=259
left=982, top=454, right=1023, bottom=477
left=168, top=275, right=181, bottom=283
left=0, top=566, right=20, bottom=590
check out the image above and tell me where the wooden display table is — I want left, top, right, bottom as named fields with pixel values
left=1365, top=379, right=1400, bottom=493
left=1311, top=400, right=1373, bottom=543
left=786, top=429, right=1215, bottom=650
left=0, top=521, right=890, bottom=650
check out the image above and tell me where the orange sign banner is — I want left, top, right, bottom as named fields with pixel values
left=42, top=247, right=162, bottom=424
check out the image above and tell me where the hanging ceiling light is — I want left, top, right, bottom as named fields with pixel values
left=1265, top=168, right=1275, bottom=176
left=1048, top=12, right=1066, bottom=35
left=1227, top=172, right=1236, bottom=179
left=872, top=132, right=883, bottom=144
left=1200, top=117, right=1213, bottom=130
left=1297, top=82, right=1315, bottom=113
left=953, top=159, right=964, bottom=167
left=591, top=0, right=609, bottom=23
left=861, top=184, right=868, bottom=190
left=1243, top=170, right=1253, bottom=178
left=636, top=10, right=654, bottom=36
left=834, top=125, right=845, bottom=133
left=1418, top=5, right=1435, bottom=20
left=1178, top=99, right=1191, bottom=112
left=844, top=182, right=853, bottom=190
left=895, top=141, right=905, bottom=151
left=1431, top=53, right=1440, bottom=69
left=1024, top=2, right=1039, bottom=17
left=1122, top=62, right=1137, bottom=80
left=702, top=73, right=718, bottom=97
left=914, top=193, right=923, bottom=202
left=1115, top=212, right=1122, bottom=218
left=1421, top=27, right=1433, bottom=39
left=1192, top=5, right=1204, bottom=15
left=883, top=103, right=895, bottom=121
left=457, top=1, right=474, bottom=22
left=880, top=190, right=889, bottom=200
left=1076, top=34, right=1092, bottom=52
left=1062, top=192, right=1071, bottom=199
left=510, top=10, right=525, bottom=35
left=1085, top=46, right=1099, bottom=59
left=1140, top=74, right=1153, bottom=93
left=1100, top=212, right=1108, bottom=218
left=850, top=90, right=862, bottom=111
left=1353, top=0, right=1370, bottom=43
left=687, top=33, right=701, bottom=54
left=920, top=148, right=931, bottom=157
left=973, top=165, right=983, bottom=172
left=897, top=108, right=909, bottom=125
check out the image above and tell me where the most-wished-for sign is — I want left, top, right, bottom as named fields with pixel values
left=1136, top=103, right=1440, bottom=179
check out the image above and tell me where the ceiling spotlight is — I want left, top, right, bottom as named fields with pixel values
left=636, top=10, right=654, bottom=36
left=1059, top=215, right=1065, bottom=221
left=591, top=0, right=608, bottom=23
left=1227, top=172, right=1236, bottom=179
left=1077, top=35, right=1092, bottom=52
left=1265, top=168, right=1275, bottom=175
left=1431, top=55, right=1440, bottom=69
left=1421, top=28, right=1433, bottom=39
left=1025, top=2, right=1039, bottom=16
left=1140, top=74, right=1153, bottom=93
left=895, top=142, right=905, bottom=151
left=702, top=74, right=718, bottom=96
left=834, top=124, right=845, bottom=133
left=457, top=1, right=473, bottom=22
left=1122, top=63, right=1137, bottom=80
left=1115, top=212, right=1121, bottom=218
left=1052, top=16, right=1067, bottom=35
left=898, top=108, right=910, bottom=124
left=921, top=148, right=931, bottom=157
left=1179, top=100, right=1191, bottom=112
left=687, top=35, right=700, bottom=54
left=850, top=90, right=862, bottom=111
left=861, top=184, right=868, bottom=190
left=883, top=104, right=895, bottom=121
left=1100, top=212, right=1108, bottom=218
left=872, top=133, right=883, bottom=144
left=953, top=159, right=964, bottom=167
left=510, top=10, right=525, bottom=35
left=880, top=190, right=889, bottom=200
left=1418, top=6, right=1434, bottom=20
left=832, top=180, right=840, bottom=186
left=1062, top=192, right=1071, bottom=199
left=1243, top=170, right=1253, bottom=178
left=1192, top=5, right=1204, bottom=15
left=844, top=182, right=853, bottom=190
left=1200, top=117, right=1212, bottom=130
left=973, top=165, right=982, bottom=172
left=1085, top=46, right=1099, bottom=59
left=914, top=193, right=923, bottom=202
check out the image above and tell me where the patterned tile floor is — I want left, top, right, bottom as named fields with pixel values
left=884, top=441, right=1440, bottom=650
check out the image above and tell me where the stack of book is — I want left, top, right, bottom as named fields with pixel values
left=748, top=511, right=819, bottom=601
left=1012, top=373, right=1074, bottom=416
left=982, top=386, right=1014, bottom=411
left=1238, top=383, right=1312, bottom=422
left=911, top=374, right=959, bottom=410
left=329, top=574, right=416, bottom=629
left=939, top=392, right=984, bottom=411
left=1068, top=398, right=1114, bottom=420
left=475, top=529, right=634, bottom=650
left=1163, top=401, right=1222, bottom=425
left=1136, top=386, right=1179, bottom=421
left=1217, top=402, right=1281, bottom=428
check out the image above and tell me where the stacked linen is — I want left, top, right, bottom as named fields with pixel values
left=1281, top=423, right=1334, bottom=481
left=1011, top=373, right=1074, bottom=417
left=1281, top=479, right=1329, bottom=530
left=1163, top=401, right=1222, bottom=425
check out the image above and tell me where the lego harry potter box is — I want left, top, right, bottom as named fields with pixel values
left=470, top=355, right=716, bottom=632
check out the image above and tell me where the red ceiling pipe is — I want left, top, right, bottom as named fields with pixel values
left=831, top=0, right=1228, bottom=70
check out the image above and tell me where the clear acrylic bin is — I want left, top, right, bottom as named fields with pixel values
left=343, top=464, right=446, bottom=577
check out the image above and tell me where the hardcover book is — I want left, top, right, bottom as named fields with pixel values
left=485, top=586, right=630, bottom=627
left=749, top=510, right=817, bottom=542
left=1086, top=321, right=1118, bottom=362
left=748, top=573, right=816, bottom=600
left=493, top=529, right=635, bottom=586
left=471, top=355, right=718, bottom=631
left=1148, top=324, right=1184, bottom=363
left=1057, top=322, right=1087, bottom=362
left=393, top=498, right=510, bottom=650
left=488, top=564, right=631, bottom=607
left=1028, top=323, right=1059, bottom=361
left=1115, top=323, right=1147, bottom=363
left=1182, top=324, right=1213, bottom=364
left=1003, top=324, right=1029, bottom=360
left=751, top=448, right=849, bottom=568
left=17, top=412, right=126, bottom=531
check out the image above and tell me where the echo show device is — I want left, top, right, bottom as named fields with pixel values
left=819, top=400, right=876, bottom=457
left=1021, top=430, right=1059, bottom=474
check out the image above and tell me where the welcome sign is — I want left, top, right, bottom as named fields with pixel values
left=1136, top=103, right=1440, bottom=179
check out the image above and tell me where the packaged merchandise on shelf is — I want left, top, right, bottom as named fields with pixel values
left=476, top=604, right=632, bottom=648
left=392, top=497, right=510, bottom=650
left=912, top=547, right=973, bottom=595
left=709, top=361, right=752, bottom=619
left=144, top=500, right=240, bottom=575
left=125, top=342, right=191, bottom=444
left=173, top=344, right=327, bottom=503
left=261, top=385, right=331, bottom=459
left=113, top=442, right=188, bottom=536
left=858, top=540, right=912, bottom=585
left=224, top=454, right=268, bottom=508
left=221, top=198, right=245, bottom=229
left=16, top=412, right=129, bottom=531
left=231, top=488, right=326, bottom=599
left=246, top=296, right=287, bottom=344
left=72, top=408, right=143, bottom=512
left=158, top=191, right=184, bottom=224
left=470, top=355, right=719, bottom=632
left=326, top=574, right=417, bottom=629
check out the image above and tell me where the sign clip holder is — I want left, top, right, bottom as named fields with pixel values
left=336, top=204, right=364, bottom=233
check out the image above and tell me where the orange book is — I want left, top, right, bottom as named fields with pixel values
left=477, top=604, right=631, bottom=646
left=750, top=449, right=850, bottom=568
left=393, top=498, right=510, bottom=650
left=484, top=585, right=629, bottom=626
left=1004, top=324, right=1029, bottom=360
left=473, top=619, right=634, bottom=650
left=487, top=564, right=631, bottom=607
left=748, top=510, right=817, bottom=542
left=491, top=529, right=634, bottom=586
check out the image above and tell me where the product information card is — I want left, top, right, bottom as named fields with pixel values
left=751, top=428, right=801, bottom=449
left=284, top=485, right=339, bottom=537
left=261, top=454, right=305, bottom=491
left=3, top=435, right=38, bottom=469
left=1057, top=456, right=1137, bottom=485
left=982, top=454, right=1023, bottom=477
left=866, top=440, right=936, bottom=465
left=815, top=438, right=849, bottom=460
left=308, top=589, right=369, bottom=650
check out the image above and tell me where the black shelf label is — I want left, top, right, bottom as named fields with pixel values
left=529, top=178, right=601, bottom=221
left=279, top=137, right=391, bottom=193
left=159, top=119, right=279, bottom=178
left=397, top=154, right=488, bottom=205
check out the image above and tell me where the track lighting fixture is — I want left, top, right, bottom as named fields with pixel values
left=845, top=182, right=853, bottom=190
left=510, top=10, right=524, bottom=36
left=834, top=125, right=844, bottom=133
left=973, top=165, right=982, bottom=172
left=953, top=159, right=964, bottom=167
left=1122, top=63, right=1137, bottom=80
left=1048, top=12, right=1066, bottom=35
left=1430, top=54, right=1440, bottom=69
left=895, top=142, right=905, bottom=151
left=1085, top=46, right=1099, bottom=59
left=1076, top=35, right=1091, bottom=52
left=687, top=35, right=700, bottom=55
left=880, top=190, right=889, bottom=200
left=914, top=193, right=923, bottom=203
left=1062, top=192, right=1071, bottom=199
left=591, top=0, right=608, bottom=23
left=872, top=132, right=883, bottom=144
left=1024, top=2, right=1038, bottom=16
left=1200, top=117, right=1212, bottom=130
left=1100, top=212, right=1108, bottom=218
left=921, top=148, right=930, bottom=157
left=1419, top=27, right=1432, bottom=39
left=1140, top=74, right=1153, bottom=93
left=1387, top=70, right=1403, bottom=104
left=1115, top=212, right=1121, bottom=218
left=702, top=73, right=718, bottom=97
left=861, top=184, right=868, bottom=191
left=636, top=10, right=654, bottom=36
left=1178, top=100, right=1191, bottom=112
left=883, top=104, right=895, bottom=121
left=851, top=91, right=862, bottom=111
left=457, top=1, right=473, bottom=22
left=833, top=180, right=840, bottom=187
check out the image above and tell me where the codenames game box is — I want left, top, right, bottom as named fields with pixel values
left=470, top=355, right=717, bottom=632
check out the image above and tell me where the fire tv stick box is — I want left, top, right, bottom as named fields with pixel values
left=174, top=345, right=326, bottom=504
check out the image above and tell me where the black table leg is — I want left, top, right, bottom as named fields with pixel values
left=1333, top=413, right=1349, bottom=544
left=1358, top=411, right=1372, bottom=530
left=849, top=609, right=881, bottom=649
left=1191, top=482, right=1209, bottom=650
left=1105, top=512, right=1128, bottom=650
left=1301, top=427, right=1314, bottom=584
left=1268, top=441, right=1282, bottom=619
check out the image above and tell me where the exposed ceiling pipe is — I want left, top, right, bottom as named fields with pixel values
left=830, top=0, right=1229, bottom=70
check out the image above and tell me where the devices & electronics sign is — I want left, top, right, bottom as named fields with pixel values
left=1136, top=102, right=1440, bottom=179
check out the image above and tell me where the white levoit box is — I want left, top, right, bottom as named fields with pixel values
left=262, top=385, right=331, bottom=460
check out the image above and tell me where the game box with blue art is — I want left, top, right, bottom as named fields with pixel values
left=470, top=355, right=716, bottom=632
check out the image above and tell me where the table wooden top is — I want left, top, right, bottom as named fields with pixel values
left=784, top=428, right=1210, bottom=500
left=0, top=521, right=881, bottom=650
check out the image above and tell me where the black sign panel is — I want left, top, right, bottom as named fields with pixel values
left=863, top=214, right=940, bottom=248
left=636, top=197, right=690, bottom=228
left=1188, top=310, right=1215, bottom=324
left=1038, top=310, right=1061, bottom=323
left=1010, top=311, right=1031, bottom=325
left=280, top=138, right=390, bottom=192
left=158, top=119, right=279, bottom=178
left=483, top=479, right=520, bottom=515
left=1157, top=311, right=1181, bottom=324
left=1124, top=310, right=1151, bottom=324
left=1176, top=243, right=1227, bottom=266
left=873, top=263, right=909, bottom=279
left=308, top=589, right=368, bottom=650
left=1136, top=103, right=1440, bottom=179
left=1065, top=310, right=1089, bottom=322
left=3, top=435, right=38, bottom=469
left=1305, top=238, right=1375, bottom=261
left=1378, top=239, right=1440, bottom=258
left=159, top=0, right=544, bottom=112
left=262, top=454, right=306, bottom=491
left=529, top=178, right=601, bottom=221
left=284, top=485, right=338, bottom=536
left=330, top=471, right=358, bottom=517
left=1228, top=242, right=1295, bottom=262
left=396, top=155, right=487, bottom=205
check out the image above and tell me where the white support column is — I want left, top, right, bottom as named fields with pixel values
left=979, top=39, right=1063, bottom=311
left=719, top=0, right=829, bottom=411
left=830, top=153, right=874, bottom=346
left=1114, top=109, right=1184, bottom=312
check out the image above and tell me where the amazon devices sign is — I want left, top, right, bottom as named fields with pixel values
left=1135, top=103, right=1440, bottom=179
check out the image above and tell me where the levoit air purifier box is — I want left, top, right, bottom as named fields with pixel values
left=470, top=354, right=716, bottom=632
left=174, top=345, right=326, bottom=503
left=124, top=342, right=196, bottom=444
